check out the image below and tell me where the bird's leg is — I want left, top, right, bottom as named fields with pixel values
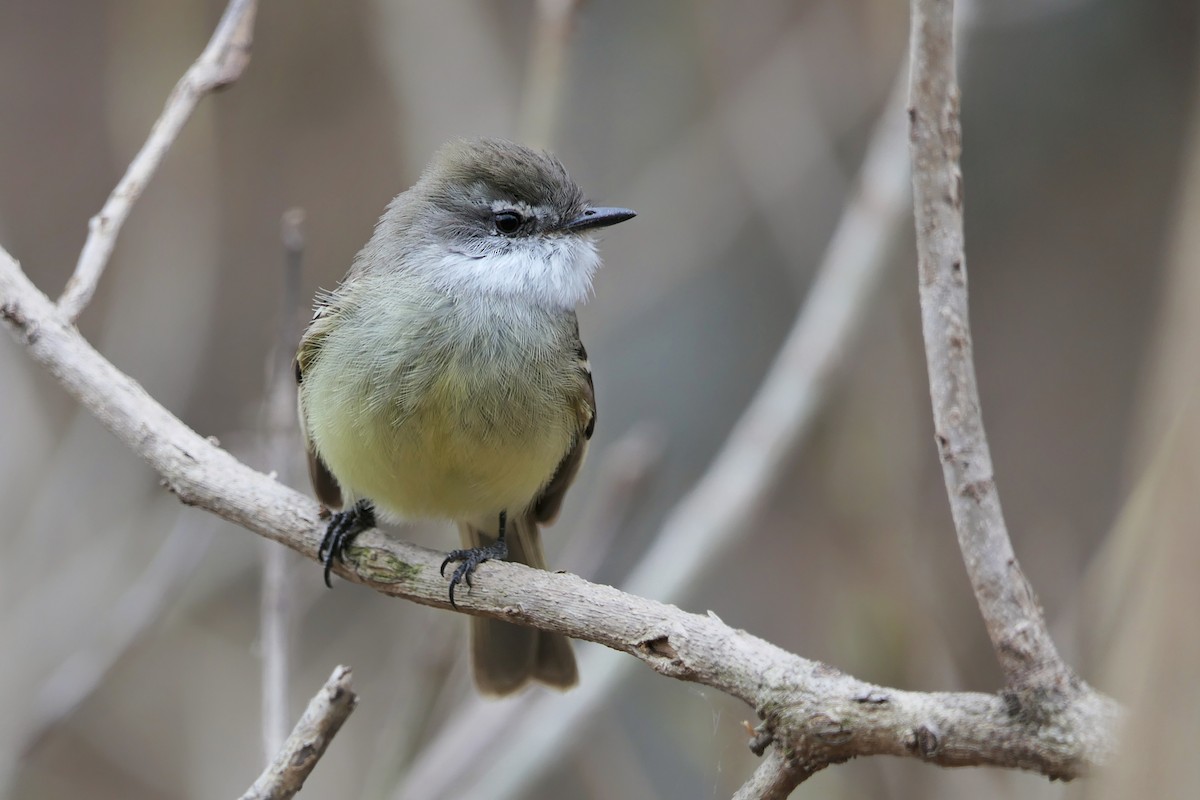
left=440, top=510, right=509, bottom=609
left=319, top=499, right=375, bottom=588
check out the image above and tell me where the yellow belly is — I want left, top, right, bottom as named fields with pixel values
left=305, top=354, right=578, bottom=521
left=320, top=401, right=572, bottom=519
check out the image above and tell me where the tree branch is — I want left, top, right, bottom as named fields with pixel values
left=906, top=0, right=1119, bottom=770
left=908, top=0, right=1069, bottom=690
left=732, top=744, right=811, bottom=800
left=239, top=665, right=358, bottom=800
left=57, top=0, right=258, bottom=322
left=0, top=247, right=1118, bottom=781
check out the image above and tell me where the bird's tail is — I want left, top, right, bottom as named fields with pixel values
left=457, top=513, right=578, bottom=695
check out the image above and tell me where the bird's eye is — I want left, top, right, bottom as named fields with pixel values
left=493, top=210, right=524, bottom=235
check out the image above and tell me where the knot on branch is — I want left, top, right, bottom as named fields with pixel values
left=961, top=477, right=994, bottom=502
left=290, top=743, right=318, bottom=768
left=1, top=300, right=38, bottom=344
left=1001, top=676, right=1086, bottom=728
left=909, top=724, right=941, bottom=758
left=638, top=633, right=680, bottom=662
left=805, top=712, right=853, bottom=746
left=748, top=724, right=774, bottom=757
left=853, top=689, right=892, bottom=705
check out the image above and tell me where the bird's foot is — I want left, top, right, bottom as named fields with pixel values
left=440, top=538, right=508, bottom=609
left=319, top=500, right=375, bottom=587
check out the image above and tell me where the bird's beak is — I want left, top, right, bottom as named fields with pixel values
left=564, top=206, right=637, bottom=232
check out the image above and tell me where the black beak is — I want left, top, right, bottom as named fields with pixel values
left=564, top=206, right=637, bottom=232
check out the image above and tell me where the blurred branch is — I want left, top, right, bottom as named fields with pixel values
left=906, top=0, right=1117, bottom=754
left=518, top=0, right=581, bottom=149
left=557, top=422, right=665, bottom=577
left=258, top=208, right=307, bottom=759
left=0, top=240, right=1114, bottom=784
left=239, top=665, right=358, bottom=800
left=574, top=709, right=660, bottom=800
left=1082, top=34, right=1200, bottom=796
left=731, top=744, right=810, bottom=800
left=57, top=0, right=258, bottom=322
left=24, top=514, right=214, bottom=753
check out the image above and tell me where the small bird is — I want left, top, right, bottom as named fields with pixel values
left=295, top=138, right=634, bottom=694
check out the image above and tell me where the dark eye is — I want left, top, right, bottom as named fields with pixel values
left=493, top=210, right=524, bottom=235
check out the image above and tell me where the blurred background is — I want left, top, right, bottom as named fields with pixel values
left=1, top=0, right=1198, bottom=798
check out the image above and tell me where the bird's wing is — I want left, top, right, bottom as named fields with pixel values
left=533, top=333, right=595, bottom=524
left=295, top=293, right=344, bottom=510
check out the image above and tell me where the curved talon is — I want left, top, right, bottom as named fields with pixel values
left=440, top=538, right=508, bottom=609
left=322, top=544, right=337, bottom=588
left=318, top=500, right=375, bottom=588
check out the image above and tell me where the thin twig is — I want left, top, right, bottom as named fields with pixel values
left=57, top=0, right=258, bottom=322
left=907, top=0, right=1066, bottom=689
left=239, top=665, right=358, bottom=800
left=258, top=208, right=306, bottom=758
left=731, top=744, right=811, bottom=800
left=0, top=124, right=1113, bottom=793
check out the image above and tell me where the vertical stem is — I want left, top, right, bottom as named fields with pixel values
left=261, top=543, right=290, bottom=757
left=260, top=209, right=306, bottom=758
left=907, top=0, right=1065, bottom=687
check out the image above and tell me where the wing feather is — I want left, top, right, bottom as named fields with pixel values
left=533, top=335, right=595, bottom=524
left=296, top=295, right=345, bottom=509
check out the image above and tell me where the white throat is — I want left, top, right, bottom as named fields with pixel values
left=424, top=235, right=601, bottom=310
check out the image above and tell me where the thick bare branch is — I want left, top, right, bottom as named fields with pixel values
left=239, top=665, right=358, bottom=800
left=0, top=248, right=1118, bottom=781
left=907, top=0, right=1067, bottom=688
left=57, top=0, right=258, bottom=322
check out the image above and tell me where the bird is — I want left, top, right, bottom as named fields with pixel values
left=295, top=138, right=634, bottom=694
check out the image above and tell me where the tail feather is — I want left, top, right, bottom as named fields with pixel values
left=458, top=515, right=578, bottom=695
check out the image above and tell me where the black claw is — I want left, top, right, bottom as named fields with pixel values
left=441, top=514, right=509, bottom=609
left=319, top=500, right=374, bottom=588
